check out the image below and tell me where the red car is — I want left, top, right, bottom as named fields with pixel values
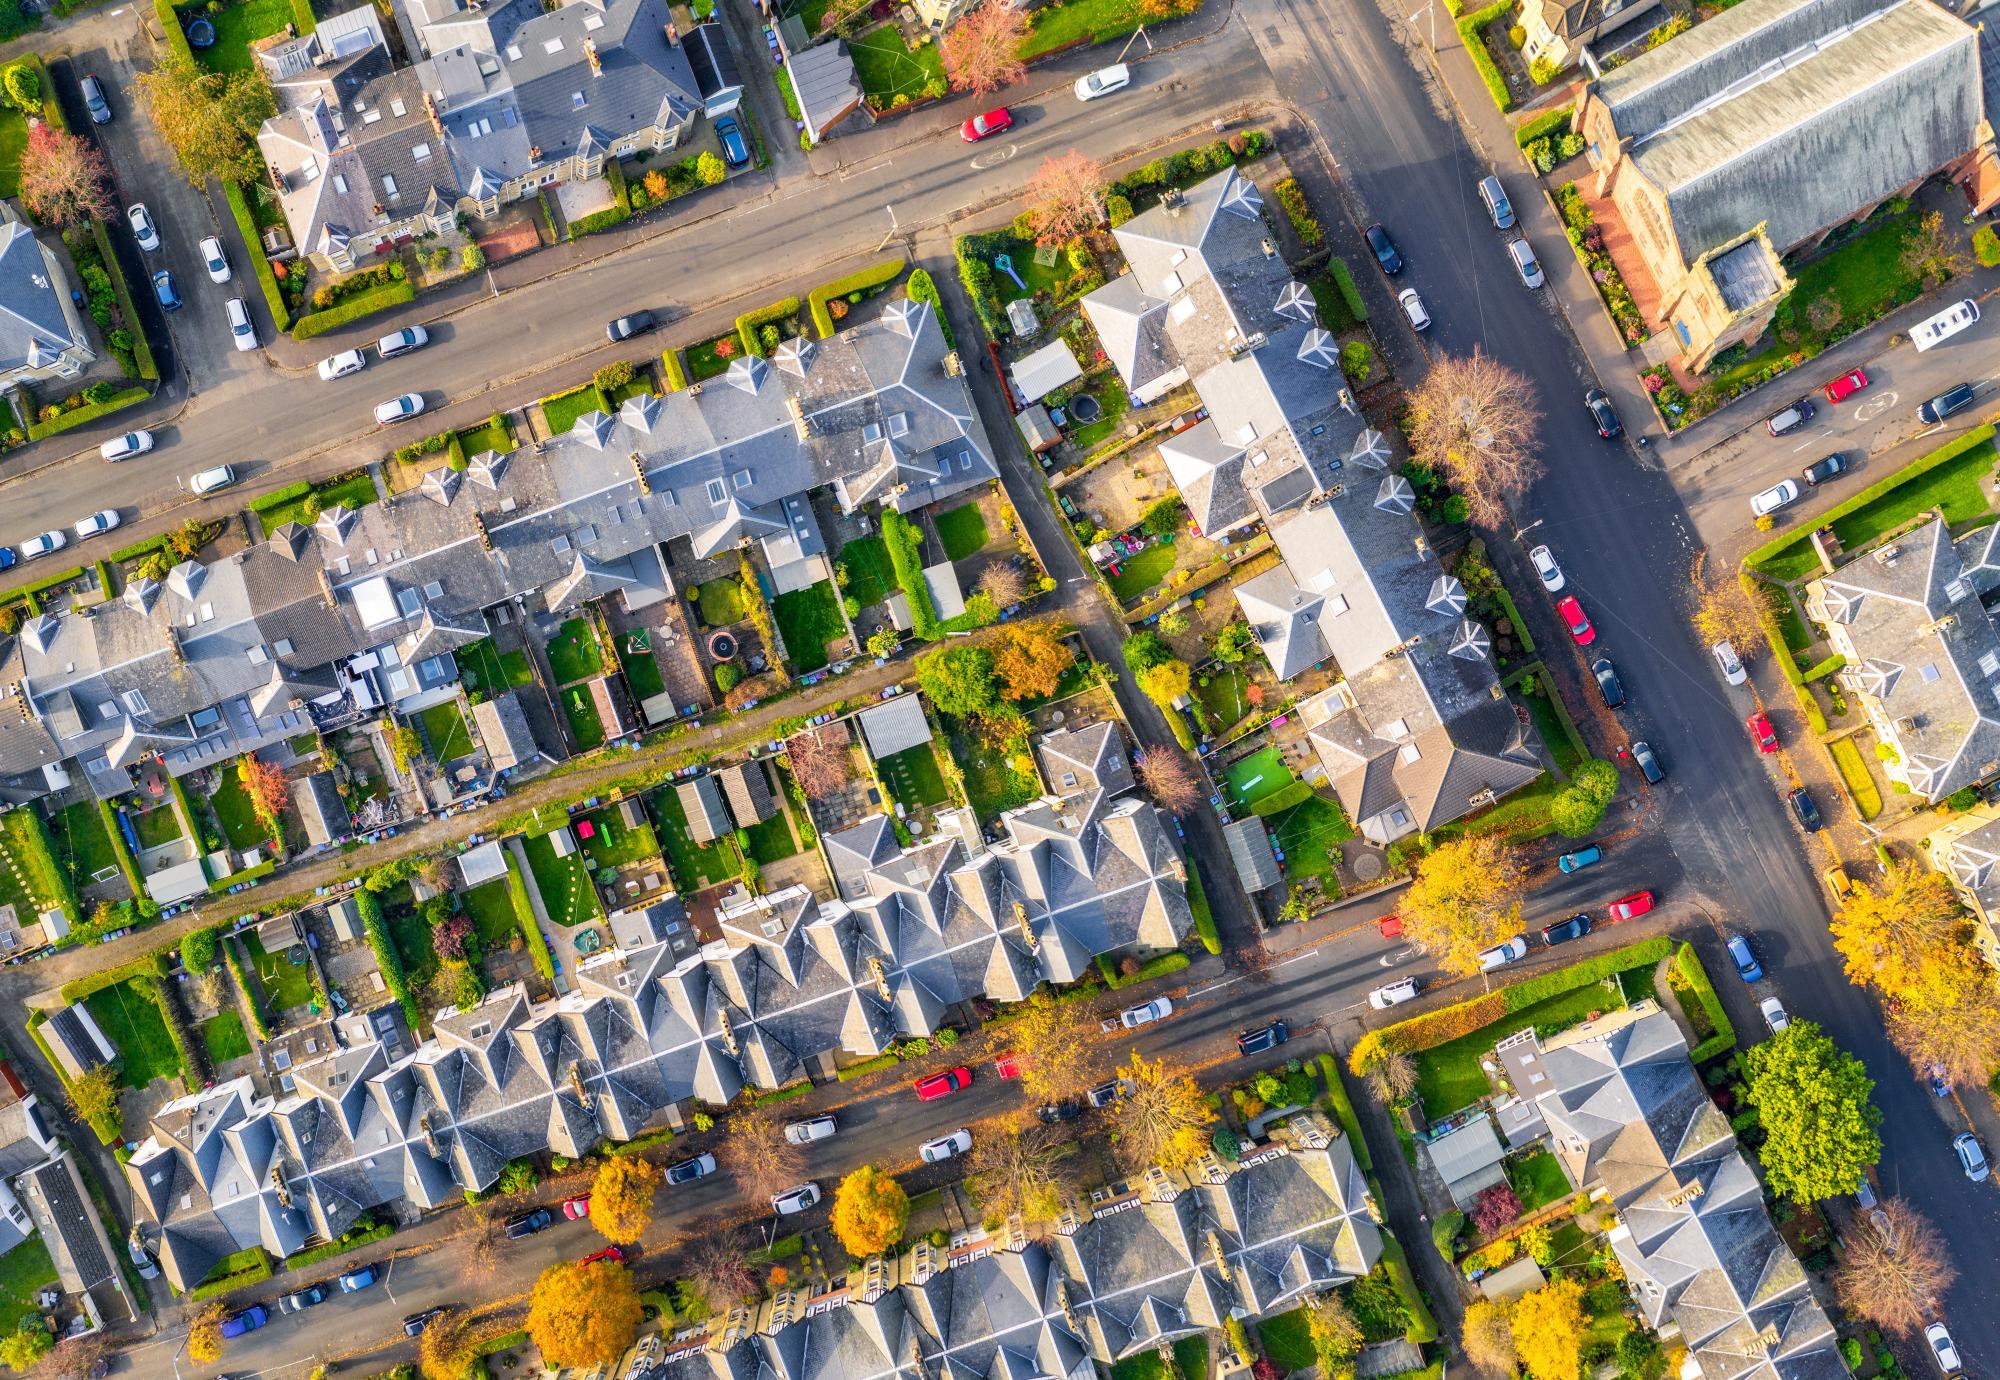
left=1557, top=596, right=1595, bottom=646
left=915, top=1066, right=972, bottom=1101
left=961, top=108, right=1012, bottom=141
left=1747, top=712, right=1778, bottom=753
left=1608, top=891, right=1655, bottom=922
left=1822, top=368, right=1869, bottom=403
left=580, top=1246, right=626, bottom=1266
left=994, top=1053, right=1023, bottom=1079
left=561, top=1194, right=590, bottom=1220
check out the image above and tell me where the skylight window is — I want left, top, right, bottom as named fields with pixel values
left=705, top=478, right=728, bottom=504
left=732, top=469, right=752, bottom=489
left=332, top=173, right=349, bottom=193
left=389, top=98, right=407, bottom=117
left=361, top=108, right=382, bottom=124
left=413, top=142, right=432, bottom=161
left=572, top=91, right=586, bottom=108
left=382, top=173, right=399, bottom=198
left=545, top=38, right=566, bottom=53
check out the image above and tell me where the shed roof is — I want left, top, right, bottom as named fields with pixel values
left=1011, top=340, right=1085, bottom=402
left=859, top=695, right=931, bottom=759
left=1223, top=817, right=1283, bottom=893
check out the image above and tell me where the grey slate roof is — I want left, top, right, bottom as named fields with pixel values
left=788, top=40, right=861, bottom=139
left=1036, top=721, right=1132, bottom=797
left=471, top=692, right=539, bottom=771
left=292, top=771, right=349, bottom=847
left=679, top=774, right=731, bottom=843
left=0, top=209, right=85, bottom=381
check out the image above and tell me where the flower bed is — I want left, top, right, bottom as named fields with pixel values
left=1555, top=182, right=1649, bottom=345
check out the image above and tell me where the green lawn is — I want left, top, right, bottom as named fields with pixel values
left=839, top=537, right=896, bottom=608
left=85, top=980, right=181, bottom=1089
left=521, top=831, right=603, bottom=927
left=1510, top=1148, right=1571, bottom=1211
left=130, top=804, right=183, bottom=851
left=1756, top=439, right=2000, bottom=583
left=945, top=719, right=1041, bottom=819
left=195, top=0, right=295, bottom=73
left=416, top=699, right=474, bottom=763
left=1524, top=686, right=1586, bottom=775
left=986, top=236, right=1069, bottom=305
left=458, top=639, right=534, bottom=699
left=201, top=1011, right=251, bottom=1063
left=244, top=933, right=314, bottom=1012
left=0, top=107, right=25, bottom=201
left=1258, top=1307, right=1314, bottom=1374
left=1020, top=0, right=1146, bottom=59
left=48, top=800, right=121, bottom=893
left=210, top=769, right=271, bottom=851
left=1108, top=1338, right=1206, bottom=1380
left=647, top=784, right=744, bottom=890
left=773, top=580, right=844, bottom=673
left=1267, top=795, right=1353, bottom=894
left=386, top=904, right=439, bottom=985
left=540, top=385, right=607, bottom=437
left=461, top=878, right=521, bottom=951
left=695, top=577, right=747, bottom=626
left=848, top=23, right=946, bottom=102
left=620, top=632, right=667, bottom=703
left=1108, top=542, right=1177, bottom=602
left=935, top=503, right=990, bottom=561
left=560, top=684, right=606, bottom=751
left=687, top=336, right=739, bottom=382
left=878, top=742, right=950, bottom=809
left=576, top=803, right=660, bottom=869
left=1416, top=979, right=1634, bottom=1116
left=1223, top=746, right=1292, bottom=807
left=0, top=1238, right=59, bottom=1337
left=456, top=414, right=516, bottom=457
left=1196, top=668, right=1251, bottom=727
left=1065, top=374, right=1131, bottom=452
left=545, top=619, right=603, bottom=685
left=742, top=809, right=800, bottom=865
left=783, top=0, right=832, bottom=29
left=257, top=471, right=379, bottom=530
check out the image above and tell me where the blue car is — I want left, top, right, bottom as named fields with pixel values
left=152, top=269, right=182, bottom=312
left=0, top=547, right=14, bottom=571
left=1556, top=846, right=1601, bottom=874
left=337, top=1263, right=380, bottom=1292
left=1726, top=934, right=1762, bottom=984
left=220, top=1305, right=269, bottom=1338
left=715, top=116, right=750, bottom=169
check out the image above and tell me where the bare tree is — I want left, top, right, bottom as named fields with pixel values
left=1134, top=748, right=1201, bottom=814
left=1365, top=1050, right=1419, bottom=1105
left=31, top=1333, right=112, bottom=1380
left=1689, top=553, right=1766, bottom=655
left=1025, top=152, right=1106, bottom=249
left=1404, top=350, right=1545, bottom=526
left=19, top=125, right=115, bottom=229
left=730, top=1104, right=806, bottom=1205
left=1112, top=1050, right=1215, bottom=1171
left=966, top=1116, right=1078, bottom=1224
left=687, top=1224, right=762, bottom=1310
left=1884, top=987, right=2000, bottom=1090
left=978, top=562, right=1027, bottom=610
left=940, top=1, right=1028, bottom=95
left=1833, top=1198, right=1956, bottom=1334
left=785, top=729, right=853, bottom=800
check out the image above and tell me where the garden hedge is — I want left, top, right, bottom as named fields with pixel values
left=209, top=858, right=277, bottom=891
left=1458, top=0, right=1514, bottom=113
left=504, top=852, right=555, bottom=980
left=290, top=282, right=417, bottom=340
left=356, top=888, right=422, bottom=1031
left=735, top=296, right=801, bottom=357
left=156, top=0, right=193, bottom=61
left=810, top=258, right=906, bottom=337
left=289, top=0, right=315, bottom=33
left=1317, top=1054, right=1371, bottom=1172
left=1671, top=942, right=1737, bottom=1062
left=662, top=348, right=689, bottom=392
left=26, top=386, right=150, bottom=442
left=882, top=509, right=941, bottom=638
left=1250, top=779, right=1314, bottom=817
left=91, top=221, right=157, bottom=380
left=906, top=268, right=953, bottom=350
left=284, top=1221, right=393, bottom=1269
left=1378, top=1234, right=1438, bottom=1343
left=95, top=799, right=147, bottom=905
left=189, top=1248, right=273, bottom=1302
left=1095, top=950, right=1191, bottom=989
left=9, top=805, right=81, bottom=925
left=836, top=1051, right=901, bottom=1082
left=752, top=1080, right=815, bottom=1105
left=1327, top=257, right=1368, bottom=323
left=61, top=948, right=170, bottom=1005
left=224, top=938, right=273, bottom=1042
left=1186, top=863, right=1220, bottom=955
left=1513, top=105, right=1572, bottom=149
left=1493, top=587, right=1536, bottom=655
left=224, top=182, right=291, bottom=333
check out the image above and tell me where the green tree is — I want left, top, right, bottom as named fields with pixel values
left=1135, top=659, right=1191, bottom=707
left=0, top=1323, right=50, bottom=1371
left=179, top=926, right=219, bottom=973
left=1123, top=630, right=1171, bottom=673
left=1210, top=621, right=1256, bottom=664
left=1306, top=1292, right=1363, bottom=1374
left=1549, top=787, right=1607, bottom=838
left=914, top=645, right=999, bottom=718
left=866, top=628, right=900, bottom=658
left=2, top=61, right=40, bottom=113
left=695, top=152, right=727, bottom=186
left=1743, top=1019, right=1882, bottom=1204
left=1140, top=497, right=1184, bottom=538
left=1571, top=758, right=1619, bottom=805
left=134, top=54, right=275, bottom=187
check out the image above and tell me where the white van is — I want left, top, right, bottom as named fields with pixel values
left=1912, top=298, right=1980, bottom=352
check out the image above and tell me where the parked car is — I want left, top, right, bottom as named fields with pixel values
left=127, top=204, right=160, bottom=252
left=1823, top=368, right=1868, bottom=403
left=1074, top=64, right=1131, bottom=100
left=1556, top=595, right=1595, bottom=645
left=1478, top=936, right=1528, bottom=970
left=1925, top=1323, right=1962, bottom=1376
left=1787, top=786, right=1823, bottom=832
left=1747, top=712, right=1778, bottom=753
left=99, top=430, right=153, bottom=462
left=1037, top=1099, right=1085, bottom=1123
left=561, top=1194, right=591, bottom=1219
left=1584, top=388, right=1622, bottom=439
left=374, top=393, right=427, bottom=425
left=1542, top=914, right=1592, bottom=946
left=580, top=1246, right=627, bottom=1266
left=1236, top=1020, right=1288, bottom=1055
left=770, top=1183, right=821, bottom=1215
left=918, top=1129, right=972, bottom=1163
left=504, top=1207, right=554, bottom=1239
left=73, top=511, right=121, bottom=541
left=199, top=236, right=231, bottom=283
left=1529, top=544, right=1564, bottom=592
left=715, top=114, right=750, bottom=166
left=337, top=1264, right=380, bottom=1292
left=1608, top=891, right=1655, bottom=921
left=914, top=1067, right=972, bottom=1101
left=1507, top=237, right=1544, bottom=288
left=404, top=1307, right=449, bottom=1337
left=1557, top=846, right=1601, bottom=874
left=1631, top=739, right=1663, bottom=783
left=1591, top=657, right=1624, bottom=708
left=1365, top=223, right=1403, bottom=275
left=1919, top=382, right=1977, bottom=424
left=225, top=297, right=257, bottom=352
left=1759, top=996, right=1790, bottom=1034
left=1764, top=398, right=1814, bottom=435
left=0, top=549, right=17, bottom=572
left=1368, top=977, right=1419, bottom=1009
left=1751, top=479, right=1800, bottom=517
left=1953, top=1131, right=1989, bottom=1183
left=1726, top=933, right=1763, bottom=983
left=1112, top=997, right=1173, bottom=1029
left=666, top=1152, right=718, bottom=1185
left=377, top=325, right=430, bottom=358
left=152, top=270, right=181, bottom=313
left=1802, top=452, right=1847, bottom=486
left=318, top=348, right=367, bottom=381
left=960, top=108, right=1012, bottom=141
left=1712, top=639, right=1746, bottom=686
left=1086, top=1078, right=1131, bottom=1108
left=784, top=1114, right=837, bottom=1146
left=1476, top=174, right=1514, bottom=229
left=606, top=312, right=657, bottom=343
left=80, top=75, right=112, bottom=124
left=277, top=1284, right=329, bottom=1313
left=19, top=531, right=66, bottom=562
left=220, top=1307, right=269, bottom=1338
left=189, top=464, right=238, bottom=495
left=1397, top=287, right=1431, bottom=332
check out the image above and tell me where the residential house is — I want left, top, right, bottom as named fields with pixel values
left=1036, top=721, right=1133, bottom=797
left=1573, top=0, right=1981, bottom=368
left=0, top=1061, right=58, bottom=1257
left=0, top=202, right=92, bottom=395
left=20, top=1152, right=134, bottom=1324
left=1083, top=169, right=1542, bottom=843
left=1520, top=0, right=1660, bottom=70
left=1924, top=810, right=2000, bottom=965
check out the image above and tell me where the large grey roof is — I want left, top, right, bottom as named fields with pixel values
left=0, top=213, right=83, bottom=377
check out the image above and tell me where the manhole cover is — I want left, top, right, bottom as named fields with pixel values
left=1353, top=853, right=1384, bottom=882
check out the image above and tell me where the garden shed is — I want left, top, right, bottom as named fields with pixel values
left=457, top=840, right=508, bottom=889
left=1424, top=1113, right=1509, bottom=1210
left=1016, top=405, right=1061, bottom=454
left=858, top=696, right=931, bottom=760
left=1010, top=340, right=1083, bottom=403
left=1223, top=817, right=1283, bottom=894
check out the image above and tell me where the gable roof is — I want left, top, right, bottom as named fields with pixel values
left=0, top=212, right=83, bottom=377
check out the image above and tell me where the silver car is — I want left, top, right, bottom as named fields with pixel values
left=318, top=349, right=367, bottom=381
left=376, top=325, right=430, bottom=358
left=783, top=1114, right=837, bottom=1146
left=770, top=1182, right=821, bottom=1216
left=918, top=1129, right=972, bottom=1163
left=1750, top=479, right=1800, bottom=517
left=73, top=511, right=121, bottom=541
left=99, top=430, right=153, bottom=462
left=1508, top=237, right=1544, bottom=288
left=374, top=393, right=427, bottom=425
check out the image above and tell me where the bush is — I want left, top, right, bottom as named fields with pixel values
left=905, top=269, right=953, bottom=350
left=810, top=258, right=904, bottom=337
left=1514, top=105, right=1572, bottom=149
left=290, top=282, right=416, bottom=340
left=735, top=295, right=802, bottom=357
left=1431, top=1210, right=1464, bottom=1260
left=24, top=385, right=149, bottom=442
left=1273, top=177, right=1323, bottom=248
left=1340, top=339, right=1372, bottom=382
left=1328, top=257, right=1368, bottom=322
left=1459, top=0, right=1514, bottom=112
left=1211, top=1126, right=1242, bottom=1160
left=1107, top=193, right=1135, bottom=227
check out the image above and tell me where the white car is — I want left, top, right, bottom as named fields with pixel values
left=99, top=430, right=153, bottom=462
left=377, top=325, right=430, bottom=358
left=19, top=531, right=67, bottom=561
left=1529, top=544, right=1564, bottom=593
left=1116, top=997, right=1173, bottom=1029
left=918, top=1129, right=972, bottom=1164
left=190, top=464, right=238, bottom=495
left=72, top=511, right=121, bottom=541
left=1477, top=936, right=1528, bottom=971
left=784, top=1114, right=837, bottom=1146
left=199, top=236, right=231, bottom=283
left=1074, top=64, right=1130, bottom=101
left=225, top=298, right=257, bottom=352
left=1507, top=237, right=1544, bottom=289
left=1368, top=977, right=1418, bottom=1009
left=374, top=393, right=426, bottom=425
left=127, top=204, right=160, bottom=252
left=770, top=1183, right=820, bottom=1216
left=1925, top=1323, right=1962, bottom=1375
left=1759, top=997, right=1790, bottom=1034
left=318, top=349, right=367, bottom=381
left=1712, top=639, right=1747, bottom=686
left=1398, top=288, right=1431, bottom=332
left=1751, top=479, right=1800, bottom=517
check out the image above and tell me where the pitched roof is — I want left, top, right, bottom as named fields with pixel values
left=0, top=211, right=84, bottom=377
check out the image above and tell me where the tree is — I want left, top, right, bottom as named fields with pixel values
left=1137, top=0, right=1201, bottom=17
left=1616, top=1331, right=1665, bottom=1380
left=1461, top=1298, right=1518, bottom=1376
left=1306, top=1292, right=1363, bottom=1374
left=993, top=621, right=1074, bottom=701
left=587, top=1156, right=663, bottom=1244
left=1111, top=1049, right=1215, bottom=1170
left=187, top=1306, right=226, bottom=1365
left=1550, top=787, right=1609, bottom=838
left=1805, top=294, right=1842, bottom=336
left=1007, top=988, right=1107, bottom=1105
left=433, top=910, right=474, bottom=963
left=1211, top=621, right=1256, bottom=664
left=1470, top=1182, right=1522, bottom=1235
left=1510, top=1279, right=1588, bottom=1380
left=816, top=0, right=869, bottom=33
left=239, top=753, right=288, bottom=834
left=30, top=1333, right=112, bottom=1380
left=1135, top=748, right=1200, bottom=814
left=686, top=1224, right=761, bottom=1309
left=730, top=1105, right=805, bottom=1205
left=415, top=1307, right=477, bottom=1380
left=0, top=1325, right=51, bottom=1372
left=867, top=628, right=901, bottom=658
left=1025, top=151, right=1106, bottom=248
left=526, top=1260, right=644, bottom=1370
left=1404, top=350, right=1545, bottom=526
left=1157, top=609, right=1190, bottom=637
left=967, top=1117, right=1076, bottom=1222
left=1688, top=555, right=1764, bottom=654
left=1900, top=209, right=1971, bottom=290
left=1141, top=496, right=1185, bottom=538
left=1884, top=984, right=2000, bottom=1088
left=1742, top=1019, right=1882, bottom=1204
left=1397, top=834, right=1527, bottom=977
left=940, top=0, right=1027, bottom=95
left=1832, top=1198, right=1956, bottom=1334
left=785, top=729, right=853, bottom=800
left=915, top=645, right=1000, bottom=718
left=1124, top=630, right=1171, bottom=673
left=695, top=152, right=726, bottom=186
left=2, top=62, right=41, bottom=113
left=1135, top=659, right=1192, bottom=707
left=1829, top=863, right=1973, bottom=1008
left=65, top=1063, right=119, bottom=1129
left=979, top=562, right=1027, bottom=610
left=134, top=54, right=275, bottom=187
left=179, top=925, right=218, bottom=973
left=832, top=1165, right=910, bottom=1258
left=1364, top=1050, right=1418, bottom=1105
left=17, top=125, right=113, bottom=230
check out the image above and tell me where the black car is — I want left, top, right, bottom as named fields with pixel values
left=1920, top=382, right=1977, bottom=425
left=1584, top=388, right=1622, bottom=439
left=1591, top=657, right=1624, bottom=709
left=1801, top=452, right=1847, bottom=486
left=1036, top=1100, right=1085, bottom=1124
left=1236, top=1020, right=1289, bottom=1055
left=1364, top=224, right=1403, bottom=275
left=277, top=1283, right=328, bottom=1313
left=1787, top=787, right=1823, bottom=832
left=715, top=116, right=750, bottom=169
left=404, top=1307, right=449, bottom=1338
left=504, top=1207, right=554, bottom=1239
left=606, top=311, right=658, bottom=343
left=1541, top=914, right=1592, bottom=946
left=1764, top=397, right=1815, bottom=435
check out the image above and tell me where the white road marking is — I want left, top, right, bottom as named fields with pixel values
left=1187, top=977, right=1242, bottom=998
left=1276, top=948, right=1320, bottom=967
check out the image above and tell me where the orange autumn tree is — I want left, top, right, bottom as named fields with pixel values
left=526, top=1260, right=643, bottom=1369
left=237, top=754, right=289, bottom=839
left=993, top=621, right=1074, bottom=701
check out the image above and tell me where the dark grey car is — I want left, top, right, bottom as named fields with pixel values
left=607, top=311, right=657, bottom=342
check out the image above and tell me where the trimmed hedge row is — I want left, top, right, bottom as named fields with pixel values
left=156, top=0, right=193, bottom=61
left=224, top=182, right=291, bottom=334
left=1378, top=1234, right=1438, bottom=1343
left=1458, top=0, right=1514, bottom=113
left=1096, top=950, right=1191, bottom=989
left=882, top=508, right=941, bottom=638
left=224, top=938, right=273, bottom=1042
left=356, top=887, right=421, bottom=1031
left=810, top=258, right=906, bottom=338
left=1671, top=942, right=1737, bottom=1063
left=284, top=1220, right=393, bottom=1270
left=504, top=851, right=556, bottom=980
left=61, top=948, right=169, bottom=1005
left=837, top=1051, right=901, bottom=1082
left=1514, top=105, right=1572, bottom=149
left=1317, top=1054, right=1371, bottom=1172
left=1186, top=863, right=1220, bottom=955
left=752, top=1080, right=815, bottom=1105
left=1250, top=779, right=1314, bottom=818
left=91, top=221, right=158, bottom=380
left=906, top=269, right=953, bottom=350
left=140, top=974, right=204, bottom=1093
left=26, top=385, right=150, bottom=442
left=291, top=282, right=417, bottom=341
left=1327, top=257, right=1368, bottom=323
left=210, top=858, right=277, bottom=891
left=662, top=348, right=689, bottom=392
left=735, top=296, right=802, bottom=357
left=12, top=806, right=81, bottom=925
left=189, top=1248, right=273, bottom=1302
